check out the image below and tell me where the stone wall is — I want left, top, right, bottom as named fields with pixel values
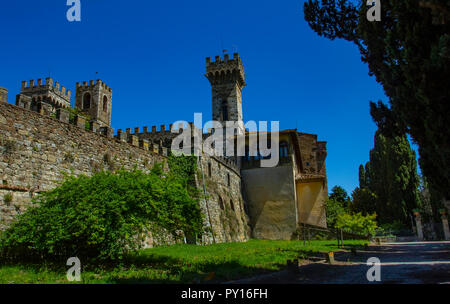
left=0, top=87, right=7, bottom=103
left=0, top=102, right=165, bottom=230
left=296, top=133, right=327, bottom=176
left=197, top=155, right=250, bottom=244
left=0, top=102, right=250, bottom=244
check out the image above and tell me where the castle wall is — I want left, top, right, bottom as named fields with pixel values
left=0, top=87, right=7, bottom=103
left=241, top=163, right=298, bottom=240
left=0, top=102, right=249, bottom=245
left=197, top=155, right=250, bottom=244
left=0, top=102, right=165, bottom=231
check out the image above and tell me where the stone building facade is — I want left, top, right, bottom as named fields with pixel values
left=206, top=54, right=245, bottom=136
left=0, top=53, right=327, bottom=244
left=75, top=80, right=113, bottom=127
left=0, top=87, right=7, bottom=103
left=16, top=78, right=71, bottom=114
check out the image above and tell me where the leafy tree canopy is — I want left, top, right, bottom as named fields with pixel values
left=304, top=0, right=450, bottom=198
left=329, top=185, right=350, bottom=204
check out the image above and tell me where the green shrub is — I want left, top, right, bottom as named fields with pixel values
left=335, top=212, right=378, bottom=237
left=3, top=193, right=13, bottom=205
left=325, top=198, right=347, bottom=228
left=0, top=166, right=204, bottom=262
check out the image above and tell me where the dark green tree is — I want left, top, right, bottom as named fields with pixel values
left=325, top=185, right=351, bottom=228
left=358, top=164, right=366, bottom=188
left=351, top=186, right=377, bottom=215
left=329, top=185, right=350, bottom=205
left=353, top=131, right=421, bottom=224
left=303, top=0, right=450, bottom=199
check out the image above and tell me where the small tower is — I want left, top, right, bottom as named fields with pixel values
left=205, top=53, right=246, bottom=134
left=75, top=80, right=112, bottom=127
left=16, top=78, right=71, bottom=111
left=0, top=87, right=7, bottom=103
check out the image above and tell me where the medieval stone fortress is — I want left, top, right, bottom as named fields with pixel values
left=0, top=53, right=328, bottom=244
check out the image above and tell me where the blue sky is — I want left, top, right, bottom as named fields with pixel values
left=0, top=0, right=413, bottom=194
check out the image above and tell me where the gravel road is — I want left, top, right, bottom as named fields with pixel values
left=230, top=241, right=450, bottom=284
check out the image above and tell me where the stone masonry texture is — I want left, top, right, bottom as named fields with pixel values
left=0, top=102, right=249, bottom=243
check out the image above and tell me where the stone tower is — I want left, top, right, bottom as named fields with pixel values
left=0, top=87, right=7, bottom=103
left=205, top=53, right=246, bottom=135
left=75, top=80, right=112, bottom=127
left=16, top=78, right=71, bottom=111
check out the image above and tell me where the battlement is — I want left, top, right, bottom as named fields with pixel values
left=212, top=155, right=240, bottom=175
left=117, top=122, right=203, bottom=136
left=0, top=87, right=8, bottom=103
left=0, top=101, right=170, bottom=161
left=115, top=122, right=203, bottom=151
left=76, top=79, right=113, bottom=93
left=205, top=53, right=246, bottom=87
left=21, top=78, right=71, bottom=99
left=206, top=53, right=242, bottom=68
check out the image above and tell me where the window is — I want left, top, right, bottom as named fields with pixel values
left=208, top=163, right=212, bottom=177
left=103, top=95, right=108, bottom=112
left=245, top=146, right=251, bottom=161
left=218, top=197, right=224, bottom=210
left=227, top=173, right=231, bottom=187
left=230, top=199, right=235, bottom=211
left=221, top=100, right=228, bottom=121
left=280, top=141, right=289, bottom=158
left=83, top=93, right=91, bottom=109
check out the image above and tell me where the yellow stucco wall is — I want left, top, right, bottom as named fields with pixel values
left=296, top=181, right=327, bottom=228
left=241, top=164, right=298, bottom=240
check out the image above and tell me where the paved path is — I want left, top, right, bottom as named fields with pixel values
left=233, top=241, right=450, bottom=284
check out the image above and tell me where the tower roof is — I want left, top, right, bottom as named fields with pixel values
left=205, top=53, right=246, bottom=87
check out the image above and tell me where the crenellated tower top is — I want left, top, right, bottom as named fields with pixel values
left=205, top=53, right=246, bottom=131
left=75, top=79, right=113, bottom=127
left=205, top=53, right=246, bottom=88
left=19, top=78, right=71, bottom=109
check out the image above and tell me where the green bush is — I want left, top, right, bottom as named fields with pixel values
left=325, top=198, right=347, bottom=228
left=3, top=193, right=13, bottom=205
left=0, top=165, right=204, bottom=262
left=335, top=212, right=378, bottom=237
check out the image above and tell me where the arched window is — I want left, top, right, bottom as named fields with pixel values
left=218, top=197, right=224, bottom=210
left=83, top=93, right=91, bottom=109
left=230, top=199, right=235, bottom=211
left=103, top=95, right=108, bottom=112
left=221, top=99, right=228, bottom=121
left=280, top=141, right=289, bottom=158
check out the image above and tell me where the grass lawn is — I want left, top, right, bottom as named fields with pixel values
left=0, top=239, right=367, bottom=284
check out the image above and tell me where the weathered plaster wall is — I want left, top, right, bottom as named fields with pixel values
left=296, top=181, right=327, bottom=228
left=241, top=164, right=297, bottom=240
